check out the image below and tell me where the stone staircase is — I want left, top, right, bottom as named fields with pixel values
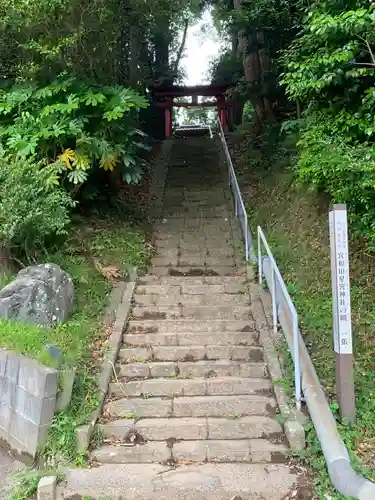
left=61, top=137, right=302, bottom=499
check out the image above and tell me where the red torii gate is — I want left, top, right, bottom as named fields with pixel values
left=151, top=84, right=233, bottom=138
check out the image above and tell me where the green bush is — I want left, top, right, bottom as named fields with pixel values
left=296, top=116, right=375, bottom=248
left=0, top=155, right=74, bottom=259
left=0, top=77, right=150, bottom=188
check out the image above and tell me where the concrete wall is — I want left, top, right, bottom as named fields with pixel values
left=0, top=349, right=58, bottom=457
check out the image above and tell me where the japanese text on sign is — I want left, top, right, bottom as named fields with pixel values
left=329, top=206, right=352, bottom=354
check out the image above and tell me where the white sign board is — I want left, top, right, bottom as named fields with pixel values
left=329, top=205, right=352, bottom=354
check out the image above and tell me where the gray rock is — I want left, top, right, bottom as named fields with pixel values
left=0, top=263, right=74, bottom=327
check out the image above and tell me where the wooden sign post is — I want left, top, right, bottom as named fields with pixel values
left=329, top=204, right=356, bottom=424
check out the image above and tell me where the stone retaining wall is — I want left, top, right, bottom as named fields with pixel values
left=0, top=349, right=58, bottom=457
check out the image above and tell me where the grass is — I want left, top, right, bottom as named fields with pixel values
left=10, top=469, right=63, bottom=500
left=3, top=212, right=150, bottom=496
left=236, top=128, right=375, bottom=498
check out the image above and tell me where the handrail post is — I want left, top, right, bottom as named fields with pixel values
left=271, top=267, right=277, bottom=334
left=258, top=227, right=262, bottom=284
left=245, top=214, right=249, bottom=261
left=293, top=312, right=301, bottom=410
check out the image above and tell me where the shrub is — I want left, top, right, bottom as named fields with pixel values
left=0, top=77, right=150, bottom=189
left=296, top=117, right=375, bottom=248
left=0, top=155, right=75, bottom=260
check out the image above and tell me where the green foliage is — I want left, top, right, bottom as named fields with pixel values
left=296, top=115, right=375, bottom=247
left=1, top=215, right=150, bottom=467
left=0, top=78, right=149, bottom=188
left=279, top=0, right=375, bottom=247
left=281, top=4, right=375, bottom=103
left=0, top=155, right=74, bottom=259
left=239, top=129, right=375, bottom=496
left=11, top=469, right=63, bottom=500
left=0, top=0, right=205, bottom=87
left=209, top=49, right=243, bottom=86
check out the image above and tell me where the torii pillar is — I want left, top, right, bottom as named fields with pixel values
left=217, top=95, right=227, bottom=132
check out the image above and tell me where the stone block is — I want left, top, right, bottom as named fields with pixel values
left=118, top=348, right=152, bottom=363
left=117, top=363, right=150, bottom=379
left=106, top=398, right=172, bottom=418
left=92, top=442, right=170, bottom=464
left=0, top=377, right=17, bottom=406
left=131, top=305, right=181, bottom=320
left=206, top=440, right=250, bottom=463
left=224, top=283, right=246, bottom=294
left=207, top=416, right=282, bottom=440
left=14, top=388, right=56, bottom=426
left=18, top=357, right=58, bottom=398
left=99, top=420, right=135, bottom=440
left=249, top=440, right=288, bottom=463
left=149, top=362, right=177, bottom=377
left=173, top=395, right=275, bottom=418
left=151, top=257, right=179, bottom=267
left=231, top=346, right=264, bottom=362
left=205, top=346, right=232, bottom=360
left=10, top=412, right=49, bottom=455
left=0, top=402, right=12, bottom=432
left=123, top=333, right=178, bottom=347
left=285, top=419, right=305, bottom=452
left=5, top=351, right=20, bottom=383
left=152, top=346, right=205, bottom=362
left=142, top=378, right=205, bottom=397
left=173, top=440, right=207, bottom=462
left=206, top=377, right=272, bottom=396
left=136, top=285, right=181, bottom=296
left=0, top=349, right=7, bottom=377
left=136, top=417, right=207, bottom=441
left=181, top=284, right=224, bottom=295
left=178, top=360, right=265, bottom=379
left=76, top=424, right=92, bottom=453
left=37, top=476, right=57, bottom=500
left=56, top=368, right=76, bottom=412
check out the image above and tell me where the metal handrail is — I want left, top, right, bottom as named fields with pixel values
left=216, top=120, right=300, bottom=408
left=257, top=226, right=301, bottom=410
left=216, top=118, right=253, bottom=261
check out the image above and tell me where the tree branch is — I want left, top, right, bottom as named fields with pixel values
left=172, top=18, right=189, bottom=76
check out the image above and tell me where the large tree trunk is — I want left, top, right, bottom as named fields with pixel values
left=233, top=1, right=274, bottom=130
left=129, top=26, right=139, bottom=87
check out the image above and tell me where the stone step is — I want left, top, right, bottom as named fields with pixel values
left=133, top=293, right=248, bottom=307
left=105, top=395, right=275, bottom=419
left=172, top=439, right=288, bottom=464
left=123, top=331, right=259, bottom=347
left=108, top=376, right=272, bottom=398
left=61, top=462, right=301, bottom=500
left=130, top=303, right=250, bottom=320
left=136, top=283, right=246, bottom=295
left=172, top=395, right=276, bottom=418
left=149, top=257, right=244, bottom=269
left=131, top=304, right=250, bottom=321
left=147, top=266, right=246, bottom=277
left=138, top=275, right=248, bottom=286
left=118, top=345, right=263, bottom=362
left=116, top=360, right=266, bottom=380
left=126, top=319, right=256, bottom=334
left=92, top=439, right=287, bottom=464
left=98, top=415, right=282, bottom=441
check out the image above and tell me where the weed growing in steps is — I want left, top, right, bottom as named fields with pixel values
left=245, top=170, right=375, bottom=498
left=6, top=215, right=150, bottom=496
left=10, top=469, right=64, bottom=500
